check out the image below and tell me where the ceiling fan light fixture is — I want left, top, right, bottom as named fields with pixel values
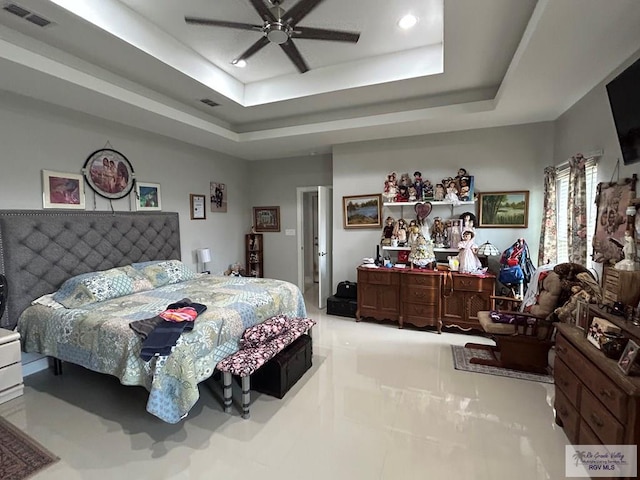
left=264, top=22, right=290, bottom=44
left=398, top=14, right=418, bottom=30
left=231, top=59, right=247, bottom=68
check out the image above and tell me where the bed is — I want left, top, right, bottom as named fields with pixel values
left=0, top=210, right=306, bottom=423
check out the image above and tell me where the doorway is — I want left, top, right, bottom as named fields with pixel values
left=296, top=186, right=332, bottom=309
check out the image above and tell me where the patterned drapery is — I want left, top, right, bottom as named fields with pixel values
left=539, top=166, right=557, bottom=265
left=567, top=154, right=588, bottom=264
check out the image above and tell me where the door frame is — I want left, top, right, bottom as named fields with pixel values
left=296, top=186, right=332, bottom=303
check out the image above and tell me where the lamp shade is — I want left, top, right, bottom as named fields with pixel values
left=477, top=241, right=500, bottom=257
left=196, top=248, right=211, bottom=264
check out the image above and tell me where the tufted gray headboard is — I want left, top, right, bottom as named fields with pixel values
left=0, top=210, right=181, bottom=329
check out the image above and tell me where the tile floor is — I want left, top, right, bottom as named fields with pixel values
left=0, top=286, right=571, bottom=479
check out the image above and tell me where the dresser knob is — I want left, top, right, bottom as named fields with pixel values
left=590, top=412, right=604, bottom=428
left=599, top=388, right=614, bottom=399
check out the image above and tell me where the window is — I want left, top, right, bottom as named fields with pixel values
left=556, top=160, right=598, bottom=263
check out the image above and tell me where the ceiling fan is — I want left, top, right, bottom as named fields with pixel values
left=185, top=0, right=361, bottom=73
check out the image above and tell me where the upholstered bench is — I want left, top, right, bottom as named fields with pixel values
left=215, top=315, right=315, bottom=418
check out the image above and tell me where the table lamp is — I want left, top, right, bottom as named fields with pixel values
left=196, top=248, right=211, bottom=274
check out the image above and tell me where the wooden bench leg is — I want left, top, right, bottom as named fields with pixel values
left=241, top=376, right=251, bottom=419
left=223, top=371, right=233, bottom=414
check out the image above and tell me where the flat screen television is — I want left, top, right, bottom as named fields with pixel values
left=606, top=56, right=640, bottom=165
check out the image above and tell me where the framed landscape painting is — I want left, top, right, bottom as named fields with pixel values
left=478, top=191, right=529, bottom=228
left=343, top=194, right=382, bottom=229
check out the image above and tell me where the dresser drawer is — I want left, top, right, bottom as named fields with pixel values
left=554, top=358, right=581, bottom=408
left=0, top=340, right=20, bottom=367
left=581, top=389, right=624, bottom=444
left=402, top=286, right=438, bottom=305
left=555, top=334, right=585, bottom=374
left=405, top=273, right=440, bottom=287
left=578, top=419, right=601, bottom=445
left=359, top=270, right=398, bottom=286
left=555, top=388, right=580, bottom=444
left=452, top=275, right=488, bottom=292
left=403, top=303, right=438, bottom=325
left=0, top=363, right=22, bottom=392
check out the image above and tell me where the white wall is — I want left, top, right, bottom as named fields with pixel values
left=332, top=123, right=555, bottom=286
left=248, top=155, right=332, bottom=284
left=0, top=92, right=250, bottom=276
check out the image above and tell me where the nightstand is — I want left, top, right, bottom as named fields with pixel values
left=0, top=328, right=23, bottom=404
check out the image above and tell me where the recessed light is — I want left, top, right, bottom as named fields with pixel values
left=398, top=14, right=418, bottom=30
left=231, top=59, right=247, bottom=68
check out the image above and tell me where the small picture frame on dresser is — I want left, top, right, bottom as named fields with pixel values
left=618, top=339, right=639, bottom=375
left=575, top=299, right=590, bottom=331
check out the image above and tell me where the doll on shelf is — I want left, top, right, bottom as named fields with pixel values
left=381, top=216, right=396, bottom=246
left=460, top=211, right=476, bottom=234
left=396, top=185, right=409, bottom=202
left=413, top=171, right=424, bottom=200
left=383, top=172, right=398, bottom=203
left=445, top=180, right=460, bottom=204
left=394, top=218, right=408, bottom=246
left=407, top=219, right=420, bottom=246
left=423, top=180, right=434, bottom=200
left=408, top=185, right=418, bottom=202
left=434, top=183, right=445, bottom=201
left=457, top=229, right=482, bottom=273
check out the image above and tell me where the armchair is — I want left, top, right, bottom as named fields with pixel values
left=466, top=263, right=593, bottom=374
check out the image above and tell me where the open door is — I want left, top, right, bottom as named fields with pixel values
left=317, top=186, right=332, bottom=309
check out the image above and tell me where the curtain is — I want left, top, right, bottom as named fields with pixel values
left=567, top=154, right=587, bottom=264
left=539, top=166, right=557, bottom=265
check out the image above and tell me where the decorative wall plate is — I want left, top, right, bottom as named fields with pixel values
left=83, top=148, right=134, bottom=199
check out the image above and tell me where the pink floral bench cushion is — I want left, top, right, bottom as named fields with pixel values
left=216, top=316, right=315, bottom=377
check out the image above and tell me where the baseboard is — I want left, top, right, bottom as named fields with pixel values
left=22, top=357, right=48, bottom=377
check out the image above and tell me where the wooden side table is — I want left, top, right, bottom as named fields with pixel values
left=0, top=328, right=23, bottom=404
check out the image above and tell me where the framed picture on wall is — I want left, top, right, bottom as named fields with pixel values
left=83, top=148, right=134, bottom=200
left=478, top=191, right=529, bottom=228
left=210, top=182, right=227, bottom=212
left=135, top=182, right=161, bottom=211
left=42, top=170, right=85, bottom=209
left=190, top=194, right=206, bottom=220
left=343, top=194, right=382, bottom=229
left=253, top=206, right=280, bottom=232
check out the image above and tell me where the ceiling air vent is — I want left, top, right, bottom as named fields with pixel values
left=25, top=13, right=51, bottom=27
left=3, top=3, right=30, bottom=18
left=200, top=99, right=220, bottom=108
left=2, top=2, right=53, bottom=27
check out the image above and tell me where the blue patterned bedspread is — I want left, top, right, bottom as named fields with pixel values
left=17, top=275, right=307, bottom=423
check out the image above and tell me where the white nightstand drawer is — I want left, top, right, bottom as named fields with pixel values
left=0, top=363, right=22, bottom=392
left=0, top=340, right=20, bottom=366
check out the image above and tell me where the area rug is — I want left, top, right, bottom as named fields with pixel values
left=0, top=416, right=59, bottom=480
left=451, top=345, right=554, bottom=384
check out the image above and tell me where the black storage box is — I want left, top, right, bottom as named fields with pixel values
left=336, top=280, right=357, bottom=299
left=327, top=295, right=358, bottom=318
left=251, top=334, right=312, bottom=399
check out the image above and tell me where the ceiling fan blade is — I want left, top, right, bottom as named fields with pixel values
left=248, top=0, right=276, bottom=22
left=185, top=17, right=262, bottom=31
left=292, top=26, right=360, bottom=43
left=235, top=36, right=270, bottom=62
left=282, top=0, right=324, bottom=25
left=280, top=40, right=309, bottom=73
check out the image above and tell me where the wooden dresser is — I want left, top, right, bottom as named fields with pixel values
left=356, top=267, right=494, bottom=332
left=554, top=323, right=640, bottom=466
